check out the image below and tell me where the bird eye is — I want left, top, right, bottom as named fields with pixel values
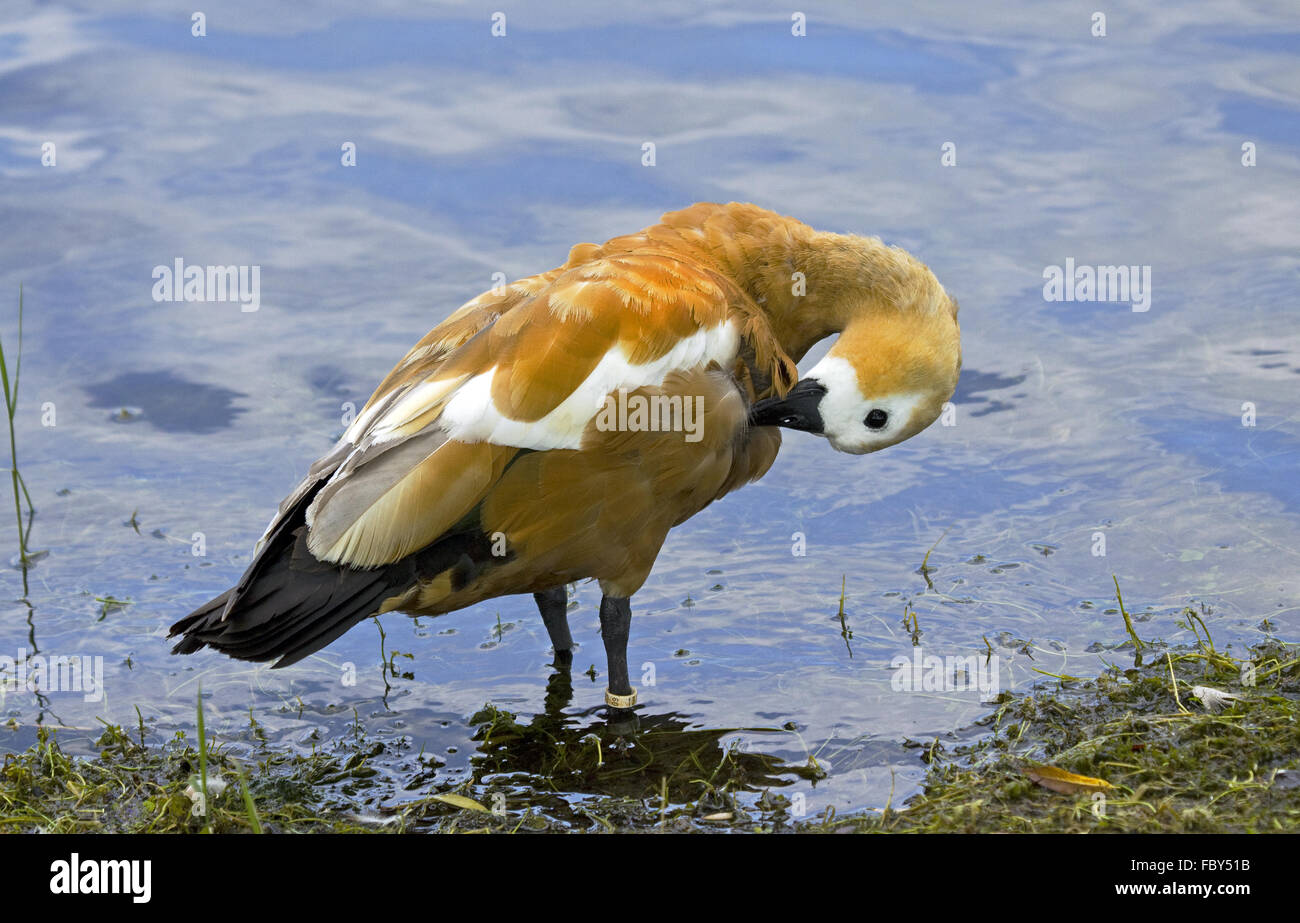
left=864, top=409, right=889, bottom=430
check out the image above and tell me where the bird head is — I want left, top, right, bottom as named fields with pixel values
left=749, top=234, right=961, bottom=455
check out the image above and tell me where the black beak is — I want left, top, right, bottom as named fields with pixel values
left=748, top=378, right=827, bottom=433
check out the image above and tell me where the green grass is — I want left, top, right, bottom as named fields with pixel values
left=4, top=625, right=1293, bottom=833
left=0, top=717, right=399, bottom=833
left=1, top=565, right=1295, bottom=833
left=833, top=625, right=1299, bottom=833
left=0, top=285, right=37, bottom=597
left=0, top=681, right=826, bottom=832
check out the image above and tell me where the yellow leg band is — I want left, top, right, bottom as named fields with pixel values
left=604, top=688, right=638, bottom=709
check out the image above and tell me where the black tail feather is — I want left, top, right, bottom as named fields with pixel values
left=169, top=516, right=498, bottom=669
left=169, top=589, right=234, bottom=655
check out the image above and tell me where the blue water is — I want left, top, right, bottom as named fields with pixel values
left=1, top=1, right=1297, bottom=823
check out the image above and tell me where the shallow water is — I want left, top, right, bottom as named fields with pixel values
left=1, top=2, right=1297, bottom=823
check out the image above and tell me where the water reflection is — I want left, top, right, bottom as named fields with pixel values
left=84, top=371, right=245, bottom=433
left=950, top=368, right=1027, bottom=418
left=441, top=668, right=819, bottom=829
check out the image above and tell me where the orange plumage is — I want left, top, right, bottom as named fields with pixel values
left=170, top=202, right=960, bottom=710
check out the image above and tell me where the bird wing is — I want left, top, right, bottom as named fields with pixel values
left=254, top=249, right=793, bottom=576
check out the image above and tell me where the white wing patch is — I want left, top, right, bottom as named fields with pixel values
left=291, top=319, right=741, bottom=559
left=438, top=320, right=740, bottom=450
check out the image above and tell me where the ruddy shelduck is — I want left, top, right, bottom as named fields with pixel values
left=170, top=202, right=961, bottom=711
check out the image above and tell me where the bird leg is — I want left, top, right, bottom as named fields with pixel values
left=533, top=586, right=573, bottom=667
left=599, top=595, right=637, bottom=710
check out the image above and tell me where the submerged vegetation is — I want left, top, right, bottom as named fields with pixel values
left=1, top=607, right=1295, bottom=833
left=844, top=615, right=1300, bottom=833
left=0, top=703, right=820, bottom=833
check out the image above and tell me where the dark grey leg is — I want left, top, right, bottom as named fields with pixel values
left=533, top=587, right=573, bottom=665
left=599, top=595, right=636, bottom=709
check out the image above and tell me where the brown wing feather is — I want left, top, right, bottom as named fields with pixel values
left=299, top=253, right=747, bottom=569
left=172, top=203, right=808, bottom=666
